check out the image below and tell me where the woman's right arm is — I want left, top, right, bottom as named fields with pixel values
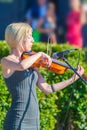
left=1, top=52, right=51, bottom=72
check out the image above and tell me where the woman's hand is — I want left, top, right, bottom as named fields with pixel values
left=38, top=52, right=52, bottom=67
left=70, top=65, right=84, bottom=82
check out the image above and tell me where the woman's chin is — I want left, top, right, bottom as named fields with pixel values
left=23, top=45, right=33, bottom=52
left=25, top=47, right=32, bottom=52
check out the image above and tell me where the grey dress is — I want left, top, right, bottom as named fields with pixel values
left=3, top=69, right=40, bottom=130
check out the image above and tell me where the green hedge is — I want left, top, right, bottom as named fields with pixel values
left=0, top=41, right=87, bottom=130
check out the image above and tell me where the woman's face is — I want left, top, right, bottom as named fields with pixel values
left=22, top=31, right=34, bottom=51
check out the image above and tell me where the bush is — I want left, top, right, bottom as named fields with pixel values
left=0, top=41, right=87, bottom=130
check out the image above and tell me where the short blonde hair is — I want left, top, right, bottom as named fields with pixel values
left=5, top=23, right=32, bottom=49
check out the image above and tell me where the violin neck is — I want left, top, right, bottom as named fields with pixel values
left=52, top=58, right=70, bottom=69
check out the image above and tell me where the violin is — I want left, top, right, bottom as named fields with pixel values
left=21, top=51, right=87, bottom=83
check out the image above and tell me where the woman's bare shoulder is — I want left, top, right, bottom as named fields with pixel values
left=1, top=56, right=9, bottom=65
left=1, top=55, right=17, bottom=64
left=1, top=55, right=18, bottom=77
left=1, top=56, right=9, bottom=64
left=1, top=55, right=19, bottom=69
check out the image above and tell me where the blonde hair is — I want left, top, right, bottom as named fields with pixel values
left=5, top=23, right=32, bottom=49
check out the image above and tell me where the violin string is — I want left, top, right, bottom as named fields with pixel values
left=60, top=50, right=80, bottom=130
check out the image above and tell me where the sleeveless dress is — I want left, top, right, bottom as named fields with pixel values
left=3, top=69, right=40, bottom=130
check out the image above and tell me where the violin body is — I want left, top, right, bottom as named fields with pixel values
left=21, top=51, right=72, bottom=74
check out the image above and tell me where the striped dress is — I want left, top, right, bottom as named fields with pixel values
left=3, top=69, right=40, bottom=130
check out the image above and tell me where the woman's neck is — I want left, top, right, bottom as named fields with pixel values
left=10, top=48, right=23, bottom=60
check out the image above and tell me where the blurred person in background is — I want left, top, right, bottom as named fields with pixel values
left=37, top=2, right=57, bottom=43
left=66, top=0, right=86, bottom=48
left=25, top=0, right=48, bottom=30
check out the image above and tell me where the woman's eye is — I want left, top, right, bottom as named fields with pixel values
left=28, top=34, right=32, bottom=39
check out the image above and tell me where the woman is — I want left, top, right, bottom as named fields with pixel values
left=66, top=0, right=86, bottom=48
left=1, top=23, right=84, bottom=130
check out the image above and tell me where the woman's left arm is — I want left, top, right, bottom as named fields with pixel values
left=36, top=66, right=84, bottom=94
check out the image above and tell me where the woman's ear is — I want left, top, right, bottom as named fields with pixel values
left=23, top=39, right=26, bottom=44
left=19, top=37, right=26, bottom=52
left=22, top=35, right=27, bottom=44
